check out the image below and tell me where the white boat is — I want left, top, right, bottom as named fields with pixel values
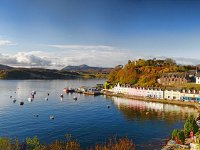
left=13, top=98, right=17, bottom=103
left=49, top=115, right=54, bottom=120
left=32, top=91, right=36, bottom=95
left=28, top=97, right=33, bottom=102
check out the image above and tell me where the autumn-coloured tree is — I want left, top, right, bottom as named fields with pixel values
left=108, top=58, right=187, bottom=87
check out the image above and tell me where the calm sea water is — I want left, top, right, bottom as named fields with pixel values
left=0, top=79, right=198, bottom=150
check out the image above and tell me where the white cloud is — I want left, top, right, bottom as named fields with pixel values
left=49, top=44, right=115, bottom=51
left=0, top=44, right=200, bottom=69
left=0, top=51, right=51, bottom=67
left=170, top=57, right=200, bottom=65
left=0, top=39, right=12, bottom=46
left=48, top=44, right=136, bottom=67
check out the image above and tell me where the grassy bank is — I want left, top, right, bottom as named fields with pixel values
left=103, top=91, right=200, bottom=111
left=0, top=136, right=135, bottom=150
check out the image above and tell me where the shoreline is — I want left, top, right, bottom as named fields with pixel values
left=103, top=90, right=200, bottom=112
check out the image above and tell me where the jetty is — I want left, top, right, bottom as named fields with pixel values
left=76, top=86, right=102, bottom=96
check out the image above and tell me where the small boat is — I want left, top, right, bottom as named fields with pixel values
left=32, top=91, right=36, bottom=95
left=49, top=115, right=54, bottom=120
left=33, top=114, right=39, bottom=117
left=19, top=102, right=24, bottom=106
left=31, top=94, right=35, bottom=99
left=63, top=88, right=75, bottom=93
left=107, top=105, right=110, bottom=109
left=13, top=98, right=17, bottom=103
left=28, top=97, right=33, bottom=102
left=60, top=94, right=64, bottom=98
left=45, top=97, right=48, bottom=101
left=73, top=96, right=77, bottom=100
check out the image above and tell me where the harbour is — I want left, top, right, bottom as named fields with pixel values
left=0, top=79, right=198, bottom=149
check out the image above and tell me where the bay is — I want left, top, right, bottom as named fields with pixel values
left=0, top=79, right=198, bottom=149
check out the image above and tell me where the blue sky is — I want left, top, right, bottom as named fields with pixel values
left=0, top=0, right=200, bottom=68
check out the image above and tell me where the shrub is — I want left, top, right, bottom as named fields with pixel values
left=195, top=131, right=200, bottom=137
left=93, top=137, right=135, bottom=150
left=0, top=137, right=12, bottom=150
left=171, top=129, right=185, bottom=144
left=177, top=130, right=185, bottom=144
left=172, top=129, right=180, bottom=140
left=184, top=115, right=199, bottom=137
left=26, top=136, right=40, bottom=150
left=0, top=136, right=134, bottom=150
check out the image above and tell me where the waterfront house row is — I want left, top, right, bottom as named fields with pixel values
left=111, top=83, right=200, bottom=101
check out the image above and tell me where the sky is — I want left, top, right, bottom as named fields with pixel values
left=0, top=0, right=200, bottom=69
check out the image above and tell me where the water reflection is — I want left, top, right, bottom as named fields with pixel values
left=110, top=96, right=198, bottom=123
left=0, top=79, right=198, bottom=150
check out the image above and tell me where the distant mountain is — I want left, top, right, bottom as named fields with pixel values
left=62, top=64, right=91, bottom=70
left=62, top=64, right=113, bottom=74
left=0, top=64, right=111, bottom=79
left=0, top=68, right=83, bottom=79
left=0, top=64, right=13, bottom=70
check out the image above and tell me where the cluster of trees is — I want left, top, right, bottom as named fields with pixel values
left=0, top=135, right=135, bottom=150
left=171, top=115, right=199, bottom=144
left=108, top=58, right=189, bottom=87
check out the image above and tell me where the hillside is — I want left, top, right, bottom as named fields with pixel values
left=0, top=64, right=111, bottom=79
left=0, top=68, right=83, bottom=79
left=108, top=58, right=190, bottom=87
left=62, top=64, right=112, bottom=74
left=0, top=64, right=13, bottom=70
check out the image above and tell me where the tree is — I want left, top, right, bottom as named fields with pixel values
left=171, top=129, right=185, bottom=144
left=184, top=115, right=199, bottom=137
left=172, top=129, right=179, bottom=140
left=26, top=136, right=40, bottom=150
left=108, top=65, right=123, bottom=83
left=107, top=58, right=187, bottom=86
left=177, top=130, right=185, bottom=144
left=165, top=58, right=176, bottom=66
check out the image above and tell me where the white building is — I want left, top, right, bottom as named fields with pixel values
left=181, top=89, right=200, bottom=101
left=111, top=83, right=200, bottom=102
left=146, top=88, right=164, bottom=99
left=112, top=83, right=130, bottom=94
left=196, top=73, right=200, bottom=84
left=164, top=90, right=181, bottom=100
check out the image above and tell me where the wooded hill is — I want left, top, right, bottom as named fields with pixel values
left=108, top=58, right=194, bottom=87
left=0, top=68, right=82, bottom=79
left=0, top=64, right=111, bottom=79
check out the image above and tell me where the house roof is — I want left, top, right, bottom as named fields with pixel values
left=162, top=72, right=187, bottom=78
left=196, top=73, right=200, bottom=77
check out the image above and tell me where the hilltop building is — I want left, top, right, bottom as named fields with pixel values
left=196, top=73, right=200, bottom=84
left=157, top=73, right=190, bottom=86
